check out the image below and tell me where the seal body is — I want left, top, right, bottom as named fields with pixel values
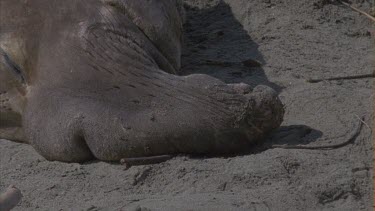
left=0, top=0, right=284, bottom=162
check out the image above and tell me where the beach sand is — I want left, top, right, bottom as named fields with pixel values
left=1, top=0, right=373, bottom=210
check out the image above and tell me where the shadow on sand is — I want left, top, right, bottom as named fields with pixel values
left=180, top=1, right=283, bottom=92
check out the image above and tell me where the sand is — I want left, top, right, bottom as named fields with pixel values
left=1, top=0, right=374, bottom=210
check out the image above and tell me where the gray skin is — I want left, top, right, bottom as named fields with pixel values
left=0, top=0, right=284, bottom=162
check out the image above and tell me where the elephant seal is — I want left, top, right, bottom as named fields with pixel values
left=0, top=0, right=284, bottom=162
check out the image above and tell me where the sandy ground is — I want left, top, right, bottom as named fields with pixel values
left=1, top=0, right=374, bottom=210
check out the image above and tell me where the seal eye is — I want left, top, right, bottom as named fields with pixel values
left=0, top=47, right=26, bottom=85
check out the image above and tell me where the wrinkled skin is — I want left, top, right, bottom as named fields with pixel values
left=0, top=0, right=284, bottom=162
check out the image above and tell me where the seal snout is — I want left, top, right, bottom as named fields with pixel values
left=242, top=85, right=284, bottom=141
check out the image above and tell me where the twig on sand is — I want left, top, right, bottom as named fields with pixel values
left=354, top=114, right=371, bottom=130
left=271, top=116, right=364, bottom=150
left=120, top=155, right=173, bottom=168
left=0, top=185, right=22, bottom=211
left=306, top=73, right=375, bottom=83
left=337, top=0, right=375, bottom=23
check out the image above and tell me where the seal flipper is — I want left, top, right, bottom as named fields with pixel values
left=0, top=47, right=27, bottom=143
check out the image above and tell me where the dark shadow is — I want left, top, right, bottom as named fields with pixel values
left=262, top=125, right=323, bottom=147
left=259, top=125, right=322, bottom=154
left=180, top=1, right=283, bottom=93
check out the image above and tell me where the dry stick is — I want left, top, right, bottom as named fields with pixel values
left=354, top=114, right=371, bottom=130
left=0, top=185, right=22, bottom=211
left=271, top=117, right=364, bottom=150
left=120, top=155, right=173, bottom=168
left=306, top=73, right=375, bottom=83
left=337, top=0, right=375, bottom=23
